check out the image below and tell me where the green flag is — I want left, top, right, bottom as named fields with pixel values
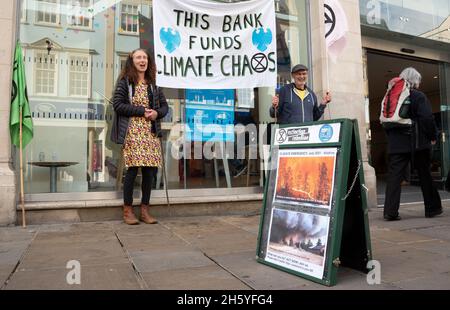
left=10, top=41, right=33, bottom=148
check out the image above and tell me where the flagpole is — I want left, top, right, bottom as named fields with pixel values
left=19, top=108, right=26, bottom=227
left=325, top=47, right=332, bottom=120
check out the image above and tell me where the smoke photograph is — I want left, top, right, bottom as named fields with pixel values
left=273, top=148, right=337, bottom=209
left=265, top=208, right=330, bottom=279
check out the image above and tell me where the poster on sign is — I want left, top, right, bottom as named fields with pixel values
left=273, top=148, right=338, bottom=210
left=257, top=120, right=373, bottom=286
left=153, top=0, right=277, bottom=89
left=265, top=208, right=330, bottom=280
left=185, top=89, right=235, bottom=142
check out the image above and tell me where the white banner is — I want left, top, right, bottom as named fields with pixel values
left=324, top=0, right=349, bottom=62
left=153, top=0, right=277, bottom=89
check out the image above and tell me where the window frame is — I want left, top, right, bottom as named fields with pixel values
left=113, top=53, right=128, bottom=84
left=119, top=3, right=140, bottom=35
left=67, top=53, right=92, bottom=99
left=66, top=0, right=94, bottom=30
left=35, top=0, right=61, bottom=26
left=34, top=50, right=59, bottom=97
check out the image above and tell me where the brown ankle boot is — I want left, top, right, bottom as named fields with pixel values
left=123, top=205, right=139, bottom=225
left=140, top=204, right=158, bottom=224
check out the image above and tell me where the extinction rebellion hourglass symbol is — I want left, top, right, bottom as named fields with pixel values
left=324, top=4, right=336, bottom=38
left=277, top=129, right=287, bottom=144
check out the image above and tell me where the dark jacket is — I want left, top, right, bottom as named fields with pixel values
left=111, top=78, right=168, bottom=144
left=270, top=83, right=326, bottom=124
left=385, top=89, right=438, bottom=154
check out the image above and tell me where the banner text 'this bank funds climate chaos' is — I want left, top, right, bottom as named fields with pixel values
left=153, top=0, right=277, bottom=89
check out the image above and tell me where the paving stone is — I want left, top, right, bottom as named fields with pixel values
left=370, top=229, right=439, bottom=244
left=0, top=241, right=31, bottom=265
left=131, top=249, right=214, bottom=273
left=212, top=250, right=310, bottom=290
left=0, top=265, right=16, bottom=287
left=17, top=240, right=128, bottom=270
left=141, top=265, right=250, bottom=290
left=373, top=245, right=450, bottom=284
left=407, top=226, right=450, bottom=242
left=370, top=238, right=397, bottom=251
left=117, top=233, right=191, bottom=254
left=404, top=239, right=450, bottom=257
left=187, top=233, right=257, bottom=256
left=375, top=216, right=449, bottom=231
left=293, top=268, right=402, bottom=290
left=2, top=208, right=450, bottom=290
left=5, top=264, right=141, bottom=290
left=162, top=217, right=249, bottom=236
left=218, top=216, right=261, bottom=235
left=392, top=272, right=450, bottom=290
left=113, top=222, right=173, bottom=237
left=0, top=227, right=36, bottom=242
left=30, top=228, right=117, bottom=245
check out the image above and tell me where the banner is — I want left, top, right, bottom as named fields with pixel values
left=324, top=0, right=349, bottom=62
left=10, top=42, right=33, bottom=148
left=153, top=0, right=277, bottom=89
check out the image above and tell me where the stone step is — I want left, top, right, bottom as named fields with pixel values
left=16, top=194, right=263, bottom=225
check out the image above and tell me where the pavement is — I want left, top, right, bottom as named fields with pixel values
left=1, top=197, right=450, bottom=290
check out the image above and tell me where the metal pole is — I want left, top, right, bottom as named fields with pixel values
left=159, top=136, right=170, bottom=207
left=19, top=109, right=26, bottom=227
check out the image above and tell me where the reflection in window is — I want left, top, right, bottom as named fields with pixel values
left=360, top=0, right=450, bottom=44
left=69, top=54, right=90, bottom=97
left=36, top=0, right=60, bottom=25
left=35, top=51, right=57, bottom=95
left=120, top=55, right=128, bottom=71
left=21, top=0, right=27, bottom=23
left=67, top=0, right=93, bottom=29
left=19, top=0, right=310, bottom=194
left=120, top=3, right=139, bottom=34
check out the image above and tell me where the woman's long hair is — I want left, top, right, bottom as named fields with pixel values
left=118, top=48, right=156, bottom=85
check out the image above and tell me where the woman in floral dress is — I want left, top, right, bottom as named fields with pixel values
left=111, top=49, right=168, bottom=225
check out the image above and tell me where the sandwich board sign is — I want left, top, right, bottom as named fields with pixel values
left=256, top=119, right=372, bottom=286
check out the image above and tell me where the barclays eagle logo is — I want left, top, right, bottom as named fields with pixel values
left=252, top=27, right=273, bottom=52
left=159, top=27, right=181, bottom=53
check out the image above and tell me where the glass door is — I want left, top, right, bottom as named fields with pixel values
left=440, top=62, right=450, bottom=183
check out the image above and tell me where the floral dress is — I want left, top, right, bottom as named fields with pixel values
left=123, top=81, right=162, bottom=168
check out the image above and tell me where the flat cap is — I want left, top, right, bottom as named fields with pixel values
left=291, top=64, right=309, bottom=73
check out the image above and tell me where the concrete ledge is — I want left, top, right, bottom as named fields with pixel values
left=19, top=193, right=264, bottom=211
left=16, top=194, right=264, bottom=225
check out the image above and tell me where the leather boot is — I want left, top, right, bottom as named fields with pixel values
left=123, top=205, right=139, bottom=225
left=140, top=204, right=158, bottom=224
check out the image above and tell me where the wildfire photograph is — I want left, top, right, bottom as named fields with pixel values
left=265, top=208, right=330, bottom=278
left=274, top=149, right=337, bottom=208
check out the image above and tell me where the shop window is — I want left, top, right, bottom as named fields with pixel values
left=35, top=0, right=60, bottom=26
left=68, top=54, right=91, bottom=97
left=119, top=55, right=128, bottom=70
left=67, top=0, right=93, bottom=29
left=34, top=51, right=58, bottom=96
left=19, top=0, right=310, bottom=195
left=120, top=3, right=139, bottom=34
